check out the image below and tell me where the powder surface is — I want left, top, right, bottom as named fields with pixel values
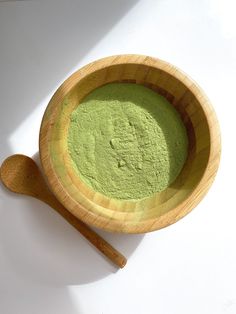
left=68, top=83, right=188, bottom=200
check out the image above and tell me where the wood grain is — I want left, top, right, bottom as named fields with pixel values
left=39, top=54, right=221, bottom=233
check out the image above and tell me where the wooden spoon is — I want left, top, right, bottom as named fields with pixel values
left=0, top=154, right=127, bottom=268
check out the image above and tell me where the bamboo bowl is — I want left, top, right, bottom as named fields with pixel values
left=39, top=55, right=221, bottom=233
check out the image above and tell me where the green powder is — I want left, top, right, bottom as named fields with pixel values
left=68, top=83, right=188, bottom=200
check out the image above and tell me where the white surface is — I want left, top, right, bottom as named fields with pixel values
left=0, top=0, right=236, bottom=313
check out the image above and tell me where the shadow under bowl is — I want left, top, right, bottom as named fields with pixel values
left=39, top=54, right=221, bottom=233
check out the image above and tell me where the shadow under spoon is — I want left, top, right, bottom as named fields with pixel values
left=0, top=154, right=127, bottom=268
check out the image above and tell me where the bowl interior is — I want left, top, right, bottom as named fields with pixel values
left=40, top=55, right=219, bottom=233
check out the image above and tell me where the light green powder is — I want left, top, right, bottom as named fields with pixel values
left=68, top=83, right=188, bottom=200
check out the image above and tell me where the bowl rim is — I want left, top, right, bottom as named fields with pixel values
left=39, top=54, right=221, bottom=233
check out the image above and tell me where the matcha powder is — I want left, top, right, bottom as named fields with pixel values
left=68, top=83, right=188, bottom=200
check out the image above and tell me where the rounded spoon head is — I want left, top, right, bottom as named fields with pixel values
left=0, top=154, right=46, bottom=198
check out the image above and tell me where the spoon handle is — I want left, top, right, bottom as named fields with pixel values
left=43, top=192, right=127, bottom=268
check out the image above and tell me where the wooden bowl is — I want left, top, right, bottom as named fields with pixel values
left=39, top=55, right=221, bottom=233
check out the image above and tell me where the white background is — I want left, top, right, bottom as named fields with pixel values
left=0, top=1, right=236, bottom=313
